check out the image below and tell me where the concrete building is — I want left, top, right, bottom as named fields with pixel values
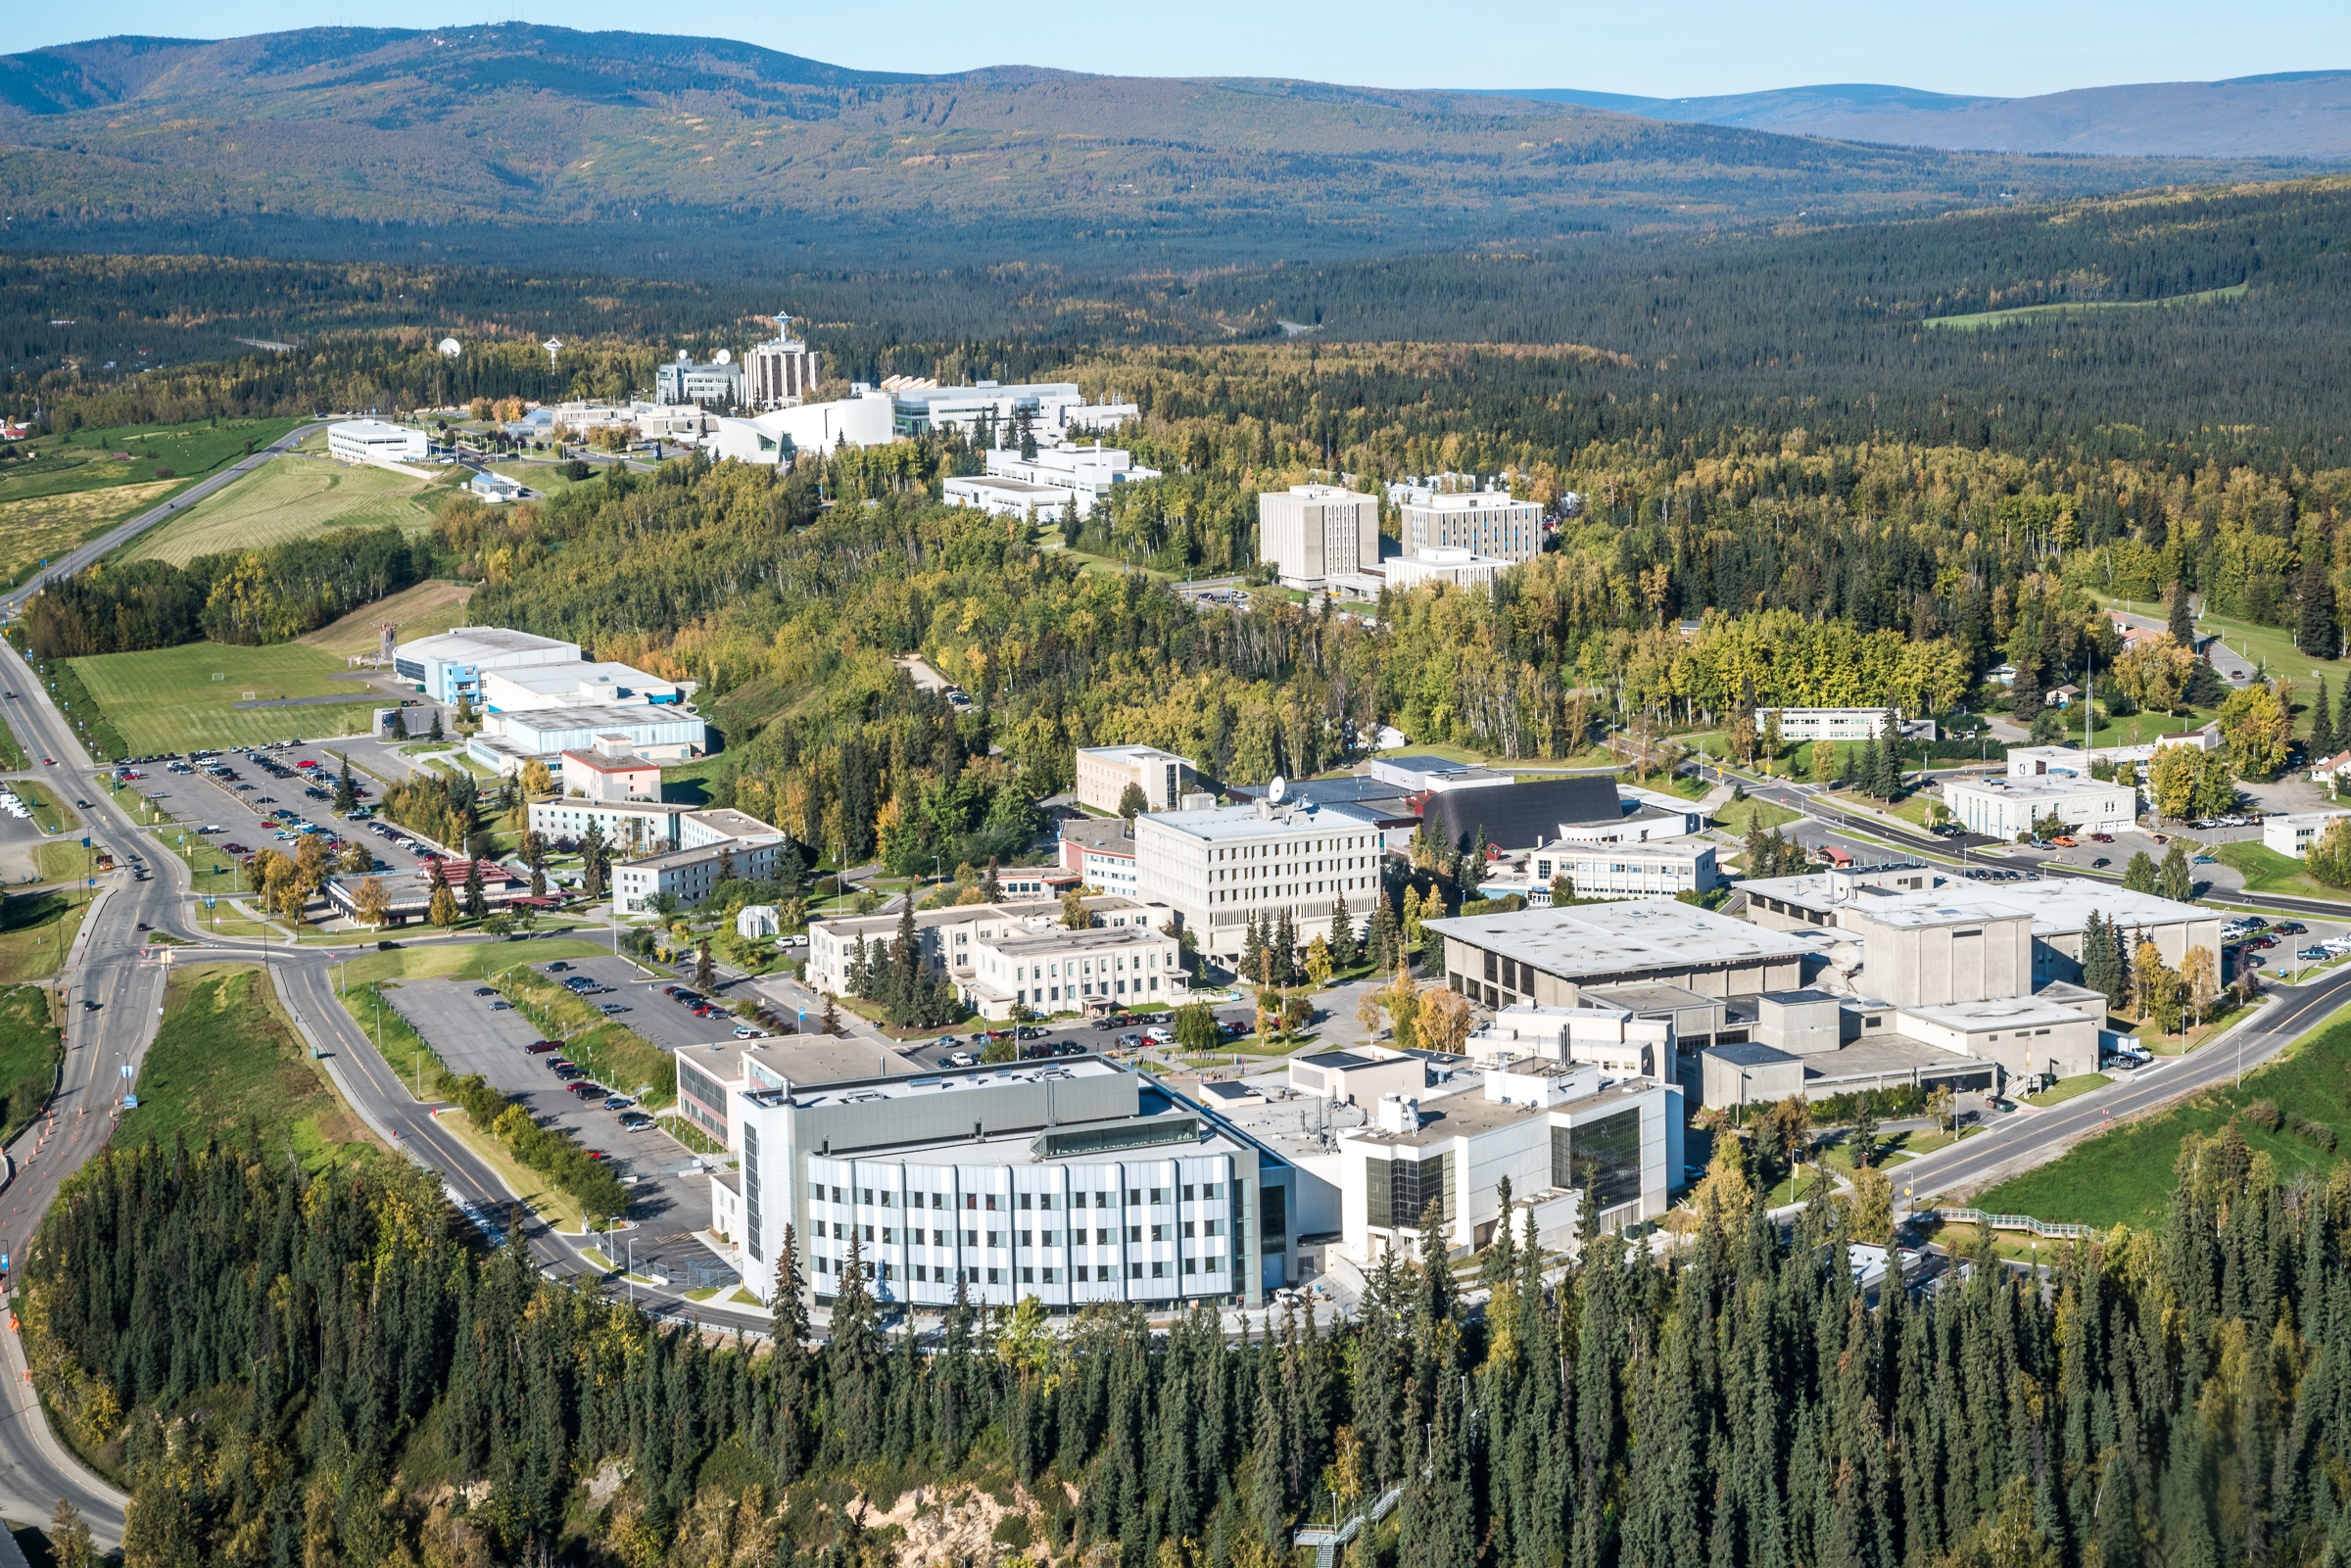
left=884, top=380, right=1131, bottom=442
left=1756, top=707, right=1899, bottom=743
left=704, top=1056, right=1319, bottom=1309
left=984, top=443, right=1161, bottom=513
left=393, top=627, right=583, bottom=706
left=1074, top=744, right=1196, bottom=815
left=941, top=475, right=1071, bottom=522
left=737, top=904, right=782, bottom=939
left=1943, top=774, right=2137, bottom=838
left=1335, top=1059, right=1681, bottom=1261
left=1367, top=755, right=1517, bottom=795
left=700, top=387, right=898, bottom=465
left=527, top=796, right=686, bottom=853
left=327, top=419, right=428, bottom=465
left=613, top=836, right=783, bottom=913
left=1287, top=1046, right=1429, bottom=1107
left=1485, top=839, right=1718, bottom=901
left=1740, top=867, right=2221, bottom=985
left=559, top=740, right=661, bottom=802
left=2265, top=811, right=2351, bottom=857
left=654, top=352, right=744, bottom=407
left=746, top=317, right=820, bottom=409
left=1130, top=799, right=1389, bottom=961
left=1423, top=899, right=1817, bottom=1011
left=806, top=895, right=1162, bottom=1001
left=467, top=471, right=525, bottom=503
left=1401, top=491, right=1545, bottom=563
left=963, top=920, right=1182, bottom=1019
left=480, top=660, right=686, bottom=715
left=482, top=704, right=707, bottom=765
left=1258, top=485, right=1381, bottom=590
left=1381, top=548, right=1511, bottom=594
left=1475, top=1002, right=1675, bottom=1079
left=322, top=860, right=528, bottom=925
left=1058, top=813, right=1142, bottom=897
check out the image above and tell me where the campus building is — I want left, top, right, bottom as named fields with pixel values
left=478, top=661, right=688, bottom=715
left=805, top=895, right=1165, bottom=1006
left=704, top=1057, right=1321, bottom=1310
left=746, top=317, right=821, bottom=410
left=2264, top=811, right=2351, bottom=857
left=1942, top=774, right=2137, bottom=839
left=558, top=740, right=661, bottom=802
left=984, top=444, right=1162, bottom=513
left=1130, top=798, right=1390, bottom=962
left=700, top=387, right=899, bottom=465
left=393, top=627, right=583, bottom=705
left=1058, top=814, right=1142, bottom=897
left=327, top=419, right=428, bottom=466
left=1074, top=744, right=1196, bottom=815
left=1257, top=485, right=1382, bottom=589
left=1754, top=707, right=1900, bottom=743
left=654, top=353, right=744, bottom=406
left=1400, top=491, right=1545, bottom=563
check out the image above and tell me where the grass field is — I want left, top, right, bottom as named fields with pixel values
left=1715, top=795, right=1800, bottom=838
left=0, top=985, right=60, bottom=1146
left=2207, top=840, right=2351, bottom=903
left=124, top=455, right=456, bottom=566
left=659, top=752, right=730, bottom=806
left=434, top=1108, right=588, bottom=1234
left=0, top=480, right=180, bottom=588
left=1924, top=282, right=2248, bottom=330
left=68, top=641, right=384, bottom=754
left=297, top=579, right=476, bottom=660
left=2090, top=593, right=2351, bottom=689
left=2025, top=1071, right=2111, bottom=1108
left=0, top=892, right=89, bottom=983
left=0, top=418, right=301, bottom=583
left=0, top=708, right=25, bottom=772
left=11, top=782, right=73, bottom=836
left=1973, top=1009, right=2351, bottom=1228
left=124, top=963, right=387, bottom=1172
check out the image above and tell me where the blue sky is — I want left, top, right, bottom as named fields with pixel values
left=14, top=0, right=2347, bottom=100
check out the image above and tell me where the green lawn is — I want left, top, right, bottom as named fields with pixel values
left=0, top=707, right=25, bottom=772
left=124, top=964, right=388, bottom=1172
left=2025, top=1071, right=2111, bottom=1108
left=0, top=985, right=61, bottom=1146
left=0, top=891, right=90, bottom=982
left=11, top=781, right=74, bottom=836
left=1924, top=282, right=2246, bottom=330
left=660, top=752, right=731, bottom=806
left=496, top=969, right=677, bottom=1108
left=0, top=417, right=301, bottom=585
left=1714, top=795, right=1800, bottom=837
left=1975, top=1008, right=2351, bottom=1228
left=2207, top=840, right=2351, bottom=903
left=67, top=641, right=386, bottom=754
left=124, top=454, right=456, bottom=566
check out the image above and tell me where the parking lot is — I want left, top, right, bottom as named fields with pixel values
left=551, top=953, right=782, bottom=1053
left=117, top=740, right=452, bottom=899
left=391, top=975, right=715, bottom=1252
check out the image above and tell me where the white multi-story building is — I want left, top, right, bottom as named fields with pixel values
left=884, top=379, right=1132, bottom=440
left=705, top=1056, right=1320, bottom=1310
left=1074, top=744, right=1195, bottom=815
left=963, top=921, right=1182, bottom=1019
left=611, top=810, right=788, bottom=913
left=984, top=443, right=1161, bottom=514
left=327, top=419, right=427, bottom=466
left=527, top=797, right=684, bottom=854
left=1756, top=707, right=1899, bottom=742
left=700, top=387, right=899, bottom=465
left=1943, top=774, right=2136, bottom=838
left=1258, top=485, right=1381, bottom=589
left=1335, top=1058, right=1680, bottom=1261
left=654, top=352, right=744, bottom=406
left=1401, top=491, right=1545, bottom=563
left=392, top=627, right=582, bottom=705
left=805, top=896, right=1162, bottom=1000
left=1131, top=798, right=1389, bottom=961
left=1379, top=547, right=1511, bottom=594
left=559, top=740, right=661, bottom=802
left=746, top=316, right=821, bottom=409
left=479, top=660, right=687, bottom=715
left=1511, top=840, right=1718, bottom=900
left=941, top=475, right=1071, bottom=522
left=2264, top=811, right=2351, bottom=858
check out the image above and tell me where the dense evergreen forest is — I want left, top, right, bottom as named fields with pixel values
left=29, top=1118, right=2351, bottom=1568
left=10, top=176, right=2351, bottom=464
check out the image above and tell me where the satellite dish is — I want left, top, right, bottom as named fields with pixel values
left=712, top=348, right=732, bottom=364
left=437, top=337, right=461, bottom=357
left=676, top=350, right=692, bottom=362
left=1269, top=777, right=1287, bottom=804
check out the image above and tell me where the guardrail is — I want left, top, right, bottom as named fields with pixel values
left=1908, top=1206, right=2092, bottom=1239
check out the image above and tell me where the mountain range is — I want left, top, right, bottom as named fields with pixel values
left=0, top=27, right=2338, bottom=272
left=1483, top=72, right=2351, bottom=159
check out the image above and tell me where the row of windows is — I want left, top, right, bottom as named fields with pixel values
left=815, top=1182, right=1222, bottom=1209
left=817, top=1258, right=1227, bottom=1284
left=821, top=1220, right=1224, bottom=1247
left=1212, top=877, right=1367, bottom=905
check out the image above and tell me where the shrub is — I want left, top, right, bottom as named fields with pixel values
left=2246, top=1099, right=2282, bottom=1130
left=991, top=1517, right=1033, bottom=1549
left=2288, top=1114, right=2337, bottom=1153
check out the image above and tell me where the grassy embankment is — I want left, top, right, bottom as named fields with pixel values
left=123, top=453, right=456, bottom=566
left=126, top=963, right=389, bottom=1172
left=1972, top=1008, right=2351, bottom=1228
left=0, top=417, right=300, bottom=586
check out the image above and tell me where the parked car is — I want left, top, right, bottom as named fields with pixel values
left=2090, top=858, right=2110, bottom=869
left=2275, top=922, right=2308, bottom=935
left=472, top=986, right=497, bottom=997
left=490, top=1000, right=512, bottom=1011
left=2299, top=946, right=2331, bottom=962
left=603, top=1096, right=635, bottom=1111
left=618, top=1114, right=654, bottom=1131
left=568, top=1082, right=604, bottom=1099
left=1143, top=1026, right=1174, bottom=1044
left=599, top=1002, right=630, bottom=1015
left=547, top=961, right=572, bottom=973
left=524, top=1041, right=562, bottom=1054
left=947, top=1051, right=976, bottom=1068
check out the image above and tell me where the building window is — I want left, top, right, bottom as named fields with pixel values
left=1151, top=1261, right=1166, bottom=1279
left=987, top=1267, right=1001, bottom=1284
left=1129, top=1261, right=1143, bottom=1280
left=1022, top=1267, right=1034, bottom=1284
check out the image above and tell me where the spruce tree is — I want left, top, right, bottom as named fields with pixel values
left=461, top=856, right=487, bottom=919
left=2168, top=582, right=2196, bottom=647
left=2312, top=676, right=2337, bottom=762
left=1327, top=898, right=1357, bottom=970
left=2298, top=550, right=2337, bottom=658
left=2009, top=658, right=2043, bottom=723
left=1273, top=908, right=1298, bottom=986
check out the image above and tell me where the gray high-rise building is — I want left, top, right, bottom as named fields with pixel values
left=1257, top=484, right=1380, bottom=589
left=746, top=314, right=820, bottom=409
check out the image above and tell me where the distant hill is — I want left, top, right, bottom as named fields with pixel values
left=1477, top=72, right=2351, bottom=158
left=0, top=25, right=2325, bottom=271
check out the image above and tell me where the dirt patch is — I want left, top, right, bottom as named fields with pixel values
left=859, top=1482, right=1047, bottom=1567
left=298, top=579, right=477, bottom=659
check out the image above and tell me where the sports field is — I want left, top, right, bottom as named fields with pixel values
left=125, top=455, right=455, bottom=565
left=68, top=641, right=385, bottom=754
left=297, top=579, right=476, bottom=660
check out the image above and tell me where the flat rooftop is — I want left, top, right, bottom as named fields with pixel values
left=1901, top=994, right=2100, bottom=1033
left=1137, top=801, right=1381, bottom=843
left=1059, top=816, right=1140, bottom=853
left=766, top=1055, right=1126, bottom=1110
left=400, top=626, right=576, bottom=660
left=954, top=476, right=1064, bottom=497
left=488, top=660, right=675, bottom=695
left=1801, top=1033, right=1998, bottom=1085
left=1583, top=982, right=1723, bottom=1013
left=502, top=703, right=702, bottom=733
left=812, top=894, right=1146, bottom=942
left=1077, top=743, right=1187, bottom=762
left=1943, top=775, right=2131, bottom=798
left=1742, top=872, right=2207, bottom=937
left=990, top=924, right=1171, bottom=957
left=1423, top=898, right=1817, bottom=981
left=685, top=808, right=783, bottom=840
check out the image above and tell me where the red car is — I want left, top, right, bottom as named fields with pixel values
left=524, top=1040, right=562, bottom=1053
left=296, top=759, right=319, bottom=769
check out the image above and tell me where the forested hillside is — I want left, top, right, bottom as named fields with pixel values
left=28, top=1121, right=2351, bottom=1568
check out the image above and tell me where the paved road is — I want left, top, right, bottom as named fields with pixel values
left=1897, top=960, right=2351, bottom=1201
left=0, top=423, right=327, bottom=621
